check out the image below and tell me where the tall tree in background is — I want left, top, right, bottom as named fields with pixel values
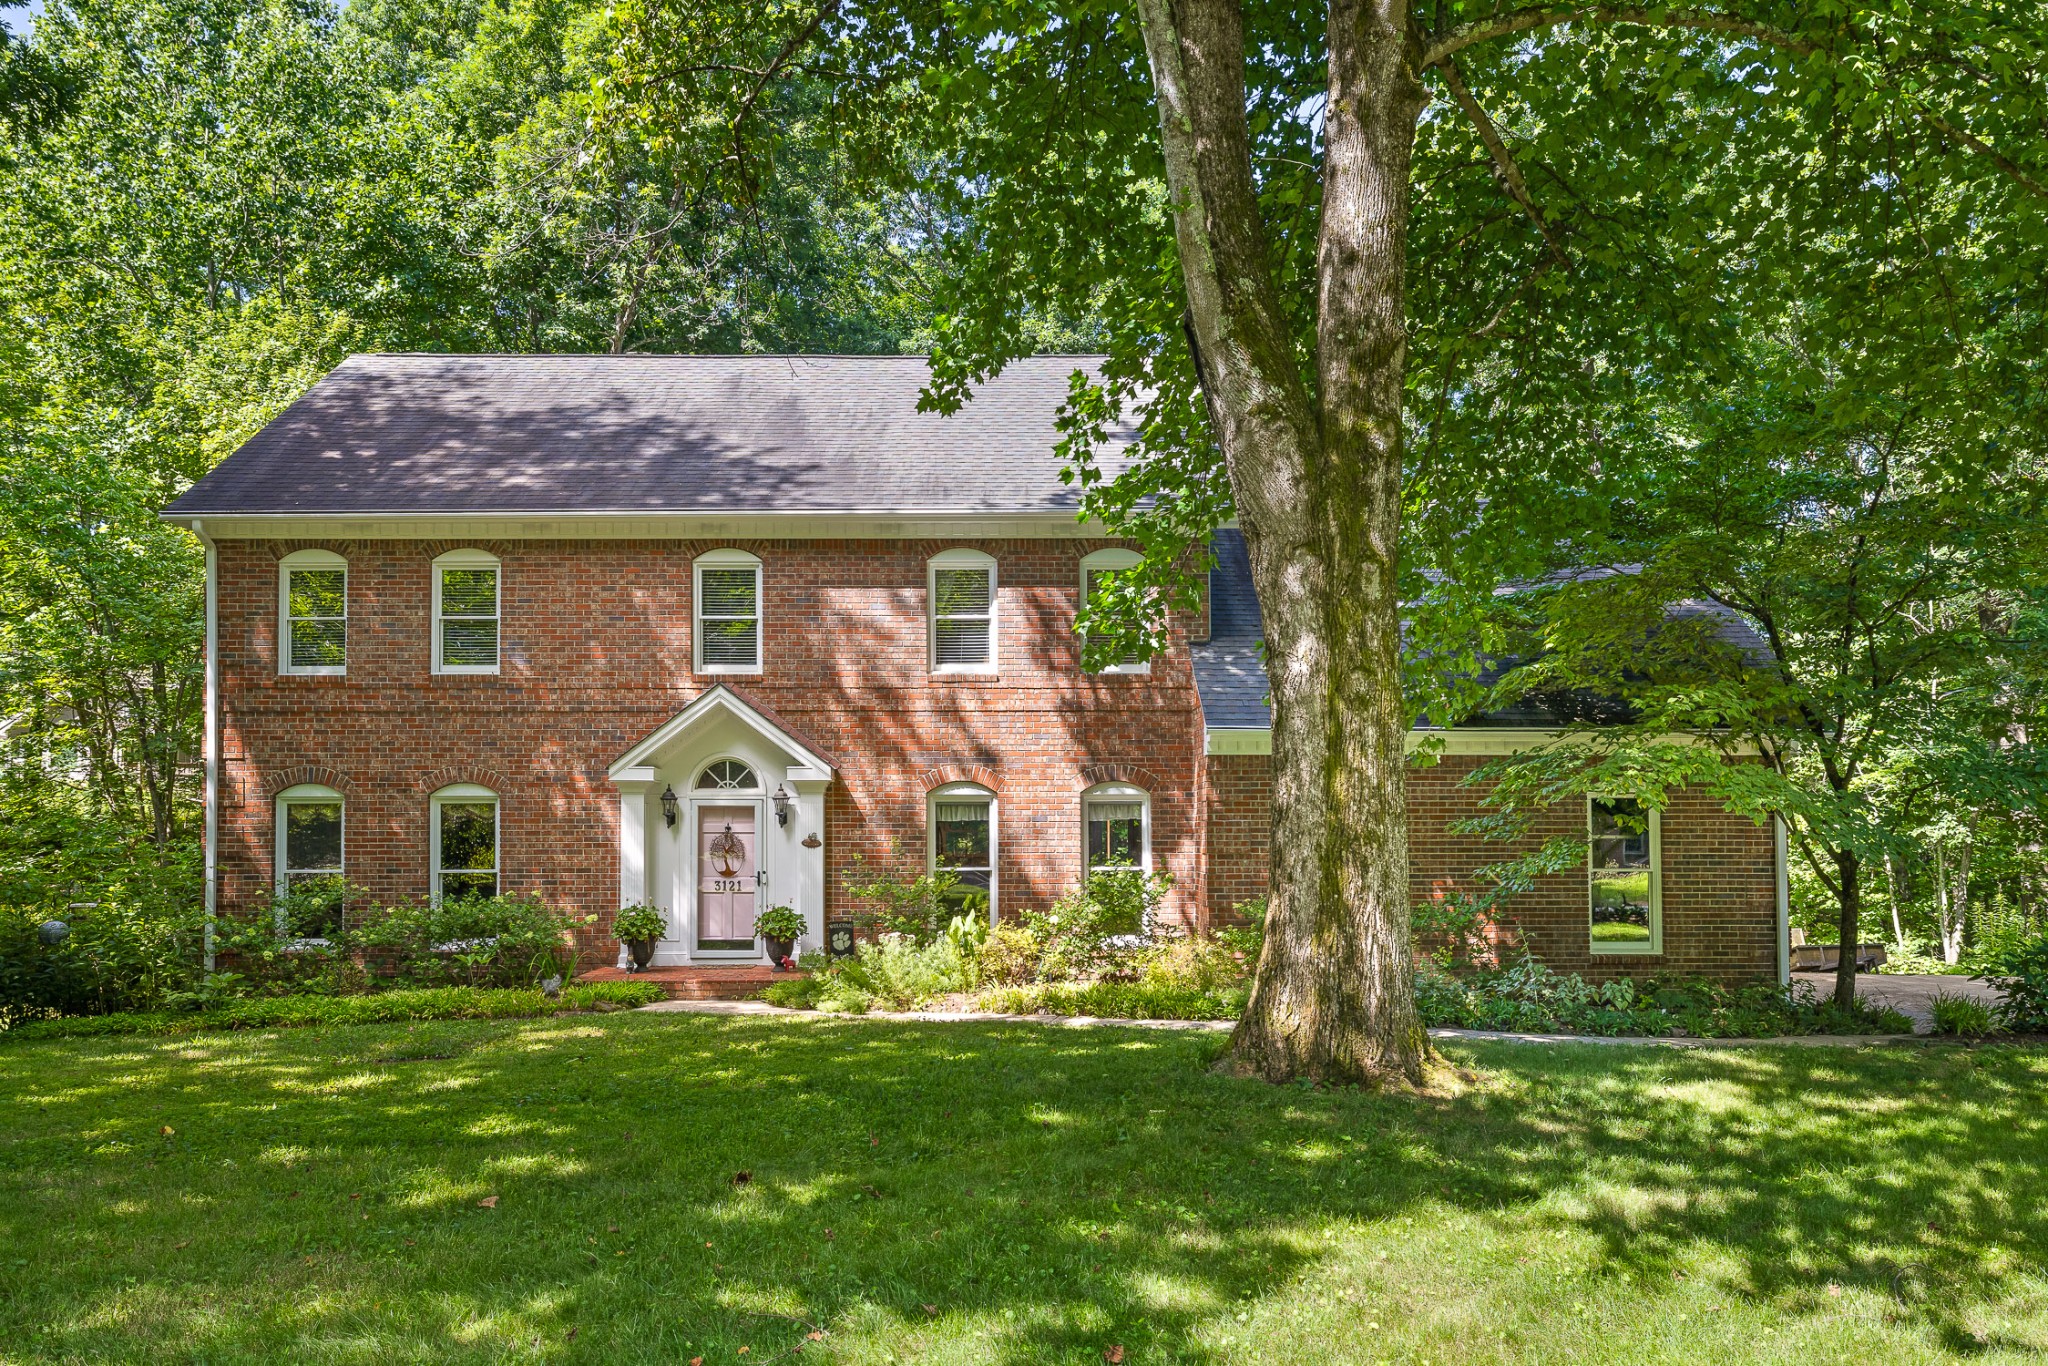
left=0, top=0, right=945, bottom=903
left=621, top=0, right=2048, bottom=1082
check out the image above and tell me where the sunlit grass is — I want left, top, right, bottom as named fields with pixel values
left=0, top=1014, right=2044, bottom=1363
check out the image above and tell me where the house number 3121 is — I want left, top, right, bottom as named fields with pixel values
left=712, top=879, right=747, bottom=893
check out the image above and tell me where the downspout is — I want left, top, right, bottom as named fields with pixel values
left=1774, top=815, right=1790, bottom=985
left=196, top=520, right=220, bottom=973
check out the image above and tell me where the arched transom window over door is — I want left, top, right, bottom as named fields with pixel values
left=696, top=760, right=758, bottom=791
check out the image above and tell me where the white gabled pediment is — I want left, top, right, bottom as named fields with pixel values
left=608, top=685, right=835, bottom=783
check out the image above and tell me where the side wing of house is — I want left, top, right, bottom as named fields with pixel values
left=1193, top=529, right=1788, bottom=985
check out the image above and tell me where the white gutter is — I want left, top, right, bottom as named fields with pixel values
left=196, top=520, right=220, bottom=973
left=1774, top=815, right=1791, bottom=985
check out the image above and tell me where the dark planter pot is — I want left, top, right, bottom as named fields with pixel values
left=626, top=937, right=657, bottom=971
left=765, top=937, right=796, bottom=967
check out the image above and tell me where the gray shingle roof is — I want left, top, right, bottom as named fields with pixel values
left=163, top=353, right=1137, bottom=517
left=1190, top=528, right=1775, bottom=733
left=1192, top=529, right=1272, bottom=728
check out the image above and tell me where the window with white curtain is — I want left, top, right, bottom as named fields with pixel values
left=929, top=550, right=997, bottom=672
left=433, top=550, right=500, bottom=674
left=279, top=550, right=347, bottom=675
left=929, top=783, right=996, bottom=918
left=1083, top=783, right=1150, bottom=873
left=695, top=550, right=762, bottom=672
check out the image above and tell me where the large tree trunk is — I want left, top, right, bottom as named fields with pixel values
left=1134, top=0, right=1427, bottom=1085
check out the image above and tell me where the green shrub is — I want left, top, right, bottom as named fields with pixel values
left=774, top=935, right=970, bottom=1013
left=349, top=892, right=583, bottom=988
left=210, top=881, right=372, bottom=996
left=0, top=982, right=662, bottom=1040
left=972, top=923, right=1041, bottom=986
left=1213, top=898, right=1266, bottom=965
left=1135, top=934, right=1252, bottom=994
left=1023, top=871, right=1172, bottom=981
left=843, top=853, right=963, bottom=943
left=1415, top=957, right=1914, bottom=1038
left=0, top=896, right=205, bottom=1022
left=1978, top=935, right=2048, bottom=1032
left=1928, top=991, right=1998, bottom=1038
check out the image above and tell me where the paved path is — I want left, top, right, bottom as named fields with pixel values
left=1793, top=969, right=1998, bottom=1032
left=638, top=997, right=1920, bottom=1047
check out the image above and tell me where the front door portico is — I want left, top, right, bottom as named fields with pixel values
left=607, top=685, right=835, bottom=967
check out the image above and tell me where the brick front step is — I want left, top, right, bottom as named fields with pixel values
left=577, top=964, right=798, bottom=1001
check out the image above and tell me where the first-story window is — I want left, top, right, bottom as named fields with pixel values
left=432, top=785, right=499, bottom=902
left=275, top=783, right=344, bottom=939
left=279, top=550, right=347, bottom=675
left=1084, top=783, right=1150, bottom=873
left=1590, top=796, right=1660, bottom=953
left=434, top=549, right=500, bottom=673
left=930, top=784, right=995, bottom=919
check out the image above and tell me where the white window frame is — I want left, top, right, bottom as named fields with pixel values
left=1081, top=782, right=1151, bottom=874
left=928, top=549, right=998, bottom=674
left=1078, top=548, right=1149, bottom=675
left=927, top=781, right=998, bottom=922
left=693, top=549, right=764, bottom=675
left=432, top=549, right=501, bottom=675
left=1589, top=796, right=1663, bottom=956
left=274, top=782, right=345, bottom=943
left=278, top=550, right=348, bottom=677
left=430, top=783, right=500, bottom=904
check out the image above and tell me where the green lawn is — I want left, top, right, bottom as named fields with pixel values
left=2, top=1016, right=2043, bottom=1364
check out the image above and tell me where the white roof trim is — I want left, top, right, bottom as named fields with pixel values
left=608, top=684, right=835, bottom=782
left=161, top=511, right=1114, bottom=540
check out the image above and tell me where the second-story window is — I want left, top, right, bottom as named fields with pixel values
left=433, top=549, right=500, bottom=674
left=279, top=550, right=347, bottom=675
left=1079, top=547, right=1148, bottom=674
left=694, top=550, right=762, bottom=673
left=929, top=549, right=997, bottom=673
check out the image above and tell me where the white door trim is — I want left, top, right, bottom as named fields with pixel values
left=684, top=796, right=767, bottom=961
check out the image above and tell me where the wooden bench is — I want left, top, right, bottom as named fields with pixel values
left=1789, top=929, right=1888, bottom=973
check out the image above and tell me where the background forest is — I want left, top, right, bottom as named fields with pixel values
left=1, top=0, right=2043, bottom=988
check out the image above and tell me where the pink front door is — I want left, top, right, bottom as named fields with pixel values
left=697, top=804, right=758, bottom=949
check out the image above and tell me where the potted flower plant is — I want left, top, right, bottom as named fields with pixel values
left=754, top=905, right=806, bottom=968
left=613, top=903, right=667, bottom=971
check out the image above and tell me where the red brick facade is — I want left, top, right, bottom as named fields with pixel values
left=1206, top=752, right=1779, bottom=984
left=215, top=534, right=1778, bottom=982
left=214, top=537, right=1208, bottom=960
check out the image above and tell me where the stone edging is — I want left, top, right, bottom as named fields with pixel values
left=636, top=999, right=1926, bottom=1047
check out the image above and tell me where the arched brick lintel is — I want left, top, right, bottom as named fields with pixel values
left=417, top=766, right=515, bottom=797
left=261, top=766, right=360, bottom=800
left=1078, top=762, right=1168, bottom=794
left=918, top=763, right=1001, bottom=794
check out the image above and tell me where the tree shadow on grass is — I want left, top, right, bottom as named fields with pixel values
left=1, top=1017, right=2044, bottom=1363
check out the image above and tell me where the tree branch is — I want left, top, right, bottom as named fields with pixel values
left=1438, top=56, right=1569, bottom=268
left=1420, top=6, right=2048, bottom=200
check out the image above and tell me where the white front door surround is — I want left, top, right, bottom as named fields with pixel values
left=607, top=686, right=833, bottom=967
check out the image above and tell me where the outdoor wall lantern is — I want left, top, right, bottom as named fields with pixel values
left=772, top=783, right=793, bottom=827
left=659, top=784, right=679, bottom=828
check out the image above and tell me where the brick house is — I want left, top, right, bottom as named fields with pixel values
left=163, top=353, right=1789, bottom=983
